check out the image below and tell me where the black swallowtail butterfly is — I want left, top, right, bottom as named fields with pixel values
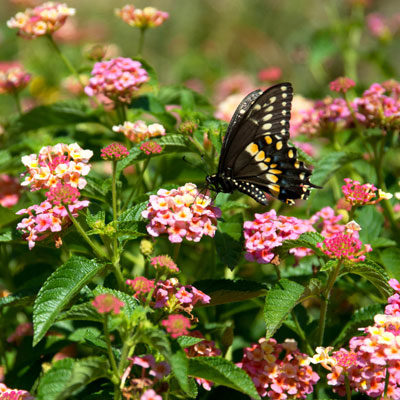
left=206, top=82, right=319, bottom=205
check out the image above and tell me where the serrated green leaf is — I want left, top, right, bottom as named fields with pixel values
left=140, top=329, right=171, bottom=358
left=119, top=201, right=149, bottom=223
left=275, top=232, right=325, bottom=260
left=370, top=237, right=396, bottom=249
left=86, top=210, right=105, bottom=229
left=10, top=101, right=99, bottom=133
left=218, top=200, right=250, bottom=211
left=311, top=152, right=362, bottom=186
left=33, top=256, right=105, bottom=345
left=37, top=358, right=75, bottom=400
left=57, top=356, right=110, bottom=400
left=356, top=206, right=384, bottom=243
left=381, top=247, right=400, bottom=281
left=188, top=357, right=260, bottom=399
left=170, top=350, right=192, bottom=396
left=157, top=85, right=211, bottom=108
left=0, top=290, right=35, bottom=309
left=194, top=279, right=267, bottom=306
left=343, top=259, right=392, bottom=298
left=320, top=259, right=338, bottom=272
left=264, top=279, right=306, bottom=339
left=57, top=302, right=103, bottom=323
left=177, top=336, right=205, bottom=348
left=93, top=287, right=139, bottom=318
left=215, top=216, right=244, bottom=269
left=332, top=304, right=383, bottom=346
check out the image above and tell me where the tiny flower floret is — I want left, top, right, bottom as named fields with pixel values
left=7, top=2, right=75, bottom=39
left=46, top=182, right=80, bottom=205
left=142, top=183, right=221, bottom=243
left=100, top=142, right=129, bottom=161
left=329, top=77, right=356, bottom=93
left=85, top=57, right=149, bottom=106
left=92, top=294, right=125, bottom=314
left=151, top=255, right=179, bottom=274
left=115, top=5, right=169, bottom=29
left=113, top=120, right=166, bottom=143
left=0, top=383, right=35, bottom=400
left=342, top=178, right=390, bottom=206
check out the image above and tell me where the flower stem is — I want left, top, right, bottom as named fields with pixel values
left=66, top=207, right=107, bottom=259
left=13, top=91, right=22, bottom=116
left=103, top=315, right=121, bottom=400
left=46, top=35, right=83, bottom=86
left=137, top=28, right=146, bottom=57
left=344, top=373, right=352, bottom=400
left=317, top=260, right=342, bottom=346
left=383, top=364, right=390, bottom=398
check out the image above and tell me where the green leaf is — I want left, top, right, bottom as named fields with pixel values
left=275, top=232, right=325, bottom=260
left=135, top=58, right=159, bottom=89
left=356, top=206, right=384, bottom=243
left=57, top=357, right=110, bottom=400
left=33, top=256, right=105, bottom=345
left=311, top=152, right=362, bottom=186
left=10, top=101, right=99, bottom=133
left=86, top=210, right=105, bottom=229
left=118, top=201, right=149, bottom=223
left=188, top=357, right=260, bottom=399
left=170, top=350, right=192, bottom=396
left=320, top=259, right=338, bottom=272
left=140, top=329, right=171, bottom=358
left=177, top=336, right=205, bottom=348
left=264, top=279, right=307, bottom=339
left=381, top=247, right=400, bottom=281
left=343, top=259, right=392, bottom=298
left=157, top=85, right=211, bottom=108
left=332, top=304, right=383, bottom=346
left=218, top=200, right=250, bottom=211
left=193, top=279, right=267, bottom=306
left=57, top=302, right=103, bottom=323
left=37, top=358, right=75, bottom=400
left=215, top=215, right=244, bottom=269
left=0, top=290, right=35, bottom=309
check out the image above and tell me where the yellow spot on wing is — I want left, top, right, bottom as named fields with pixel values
left=266, top=174, right=279, bottom=183
left=246, top=143, right=259, bottom=155
left=269, top=169, right=282, bottom=174
left=288, top=149, right=294, bottom=158
left=294, top=161, right=300, bottom=168
left=255, top=151, right=265, bottom=162
left=268, top=184, right=280, bottom=195
left=265, top=136, right=272, bottom=145
left=276, top=141, right=283, bottom=150
left=258, top=163, right=269, bottom=171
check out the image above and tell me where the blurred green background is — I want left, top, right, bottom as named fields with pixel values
left=0, top=0, right=399, bottom=114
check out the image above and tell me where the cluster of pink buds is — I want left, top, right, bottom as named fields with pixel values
left=92, top=294, right=125, bottom=315
left=121, top=354, right=170, bottom=400
left=140, top=141, right=163, bottom=156
left=150, top=255, right=179, bottom=274
left=329, top=76, right=356, bottom=93
left=100, top=142, right=129, bottom=161
left=142, top=183, right=221, bottom=243
left=115, top=5, right=169, bottom=29
left=84, top=57, right=149, bottom=106
left=161, top=314, right=191, bottom=338
left=319, top=279, right=400, bottom=398
left=7, top=1, right=75, bottom=39
left=113, top=120, right=166, bottom=143
left=239, top=338, right=320, bottom=398
left=0, top=62, right=31, bottom=95
left=0, top=383, right=35, bottom=400
left=185, top=331, right=221, bottom=391
left=20, top=143, right=92, bottom=191
left=342, top=178, right=392, bottom=206
left=317, top=223, right=372, bottom=263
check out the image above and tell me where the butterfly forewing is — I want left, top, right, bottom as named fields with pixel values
left=214, top=82, right=318, bottom=205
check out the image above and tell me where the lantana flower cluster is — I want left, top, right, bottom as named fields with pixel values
left=126, top=277, right=210, bottom=315
left=239, top=338, right=320, bottom=398
left=100, top=142, right=129, bottom=161
left=292, top=80, right=400, bottom=136
left=7, top=1, right=75, bottom=39
left=121, top=354, right=170, bottom=400
left=0, top=383, right=35, bottom=400
left=20, top=143, right=92, bottom=191
left=92, top=294, right=125, bottom=315
left=244, top=206, right=344, bottom=263
left=17, top=143, right=92, bottom=249
left=84, top=57, right=149, bottom=106
left=342, top=178, right=392, bottom=207
left=115, top=5, right=169, bottom=29
left=140, top=141, right=163, bottom=155
left=321, top=279, right=400, bottom=398
left=0, top=63, right=31, bottom=95
left=113, top=120, right=166, bottom=143
left=142, top=183, right=221, bottom=243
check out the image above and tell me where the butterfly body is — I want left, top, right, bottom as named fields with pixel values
left=206, top=82, right=319, bottom=205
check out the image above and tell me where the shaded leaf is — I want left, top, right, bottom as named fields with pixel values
left=177, top=336, right=205, bottom=348
left=275, top=232, right=325, bottom=260
left=381, top=247, right=400, bottom=281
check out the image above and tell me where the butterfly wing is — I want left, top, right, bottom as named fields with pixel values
left=218, top=83, right=317, bottom=205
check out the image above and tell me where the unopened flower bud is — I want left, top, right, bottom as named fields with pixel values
left=140, top=238, right=153, bottom=256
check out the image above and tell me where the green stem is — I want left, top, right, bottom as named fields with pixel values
left=137, top=28, right=146, bottom=57
left=173, top=243, right=181, bottom=262
left=344, top=373, right=352, bottom=400
left=46, top=35, right=83, bottom=86
left=383, top=364, right=389, bottom=398
left=103, top=315, right=121, bottom=400
left=66, top=207, right=107, bottom=259
left=13, top=91, right=22, bottom=116
left=317, top=260, right=342, bottom=346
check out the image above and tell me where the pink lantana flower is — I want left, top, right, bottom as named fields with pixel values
left=0, top=62, right=31, bottom=95
left=113, top=120, right=166, bottom=143
left=92, top=294, right=125, bottom=315
left=161, top=314, right=191, bottom=338
left=140, top=141, right=163, bottom=155
left=329, top=77, right=356, bottom=93
left=116, top=5, right=169, bottom=29
left=101, top=143, right=129, bottom=161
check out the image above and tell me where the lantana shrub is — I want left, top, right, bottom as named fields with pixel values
left=1, top=1, right=400, bottom=400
